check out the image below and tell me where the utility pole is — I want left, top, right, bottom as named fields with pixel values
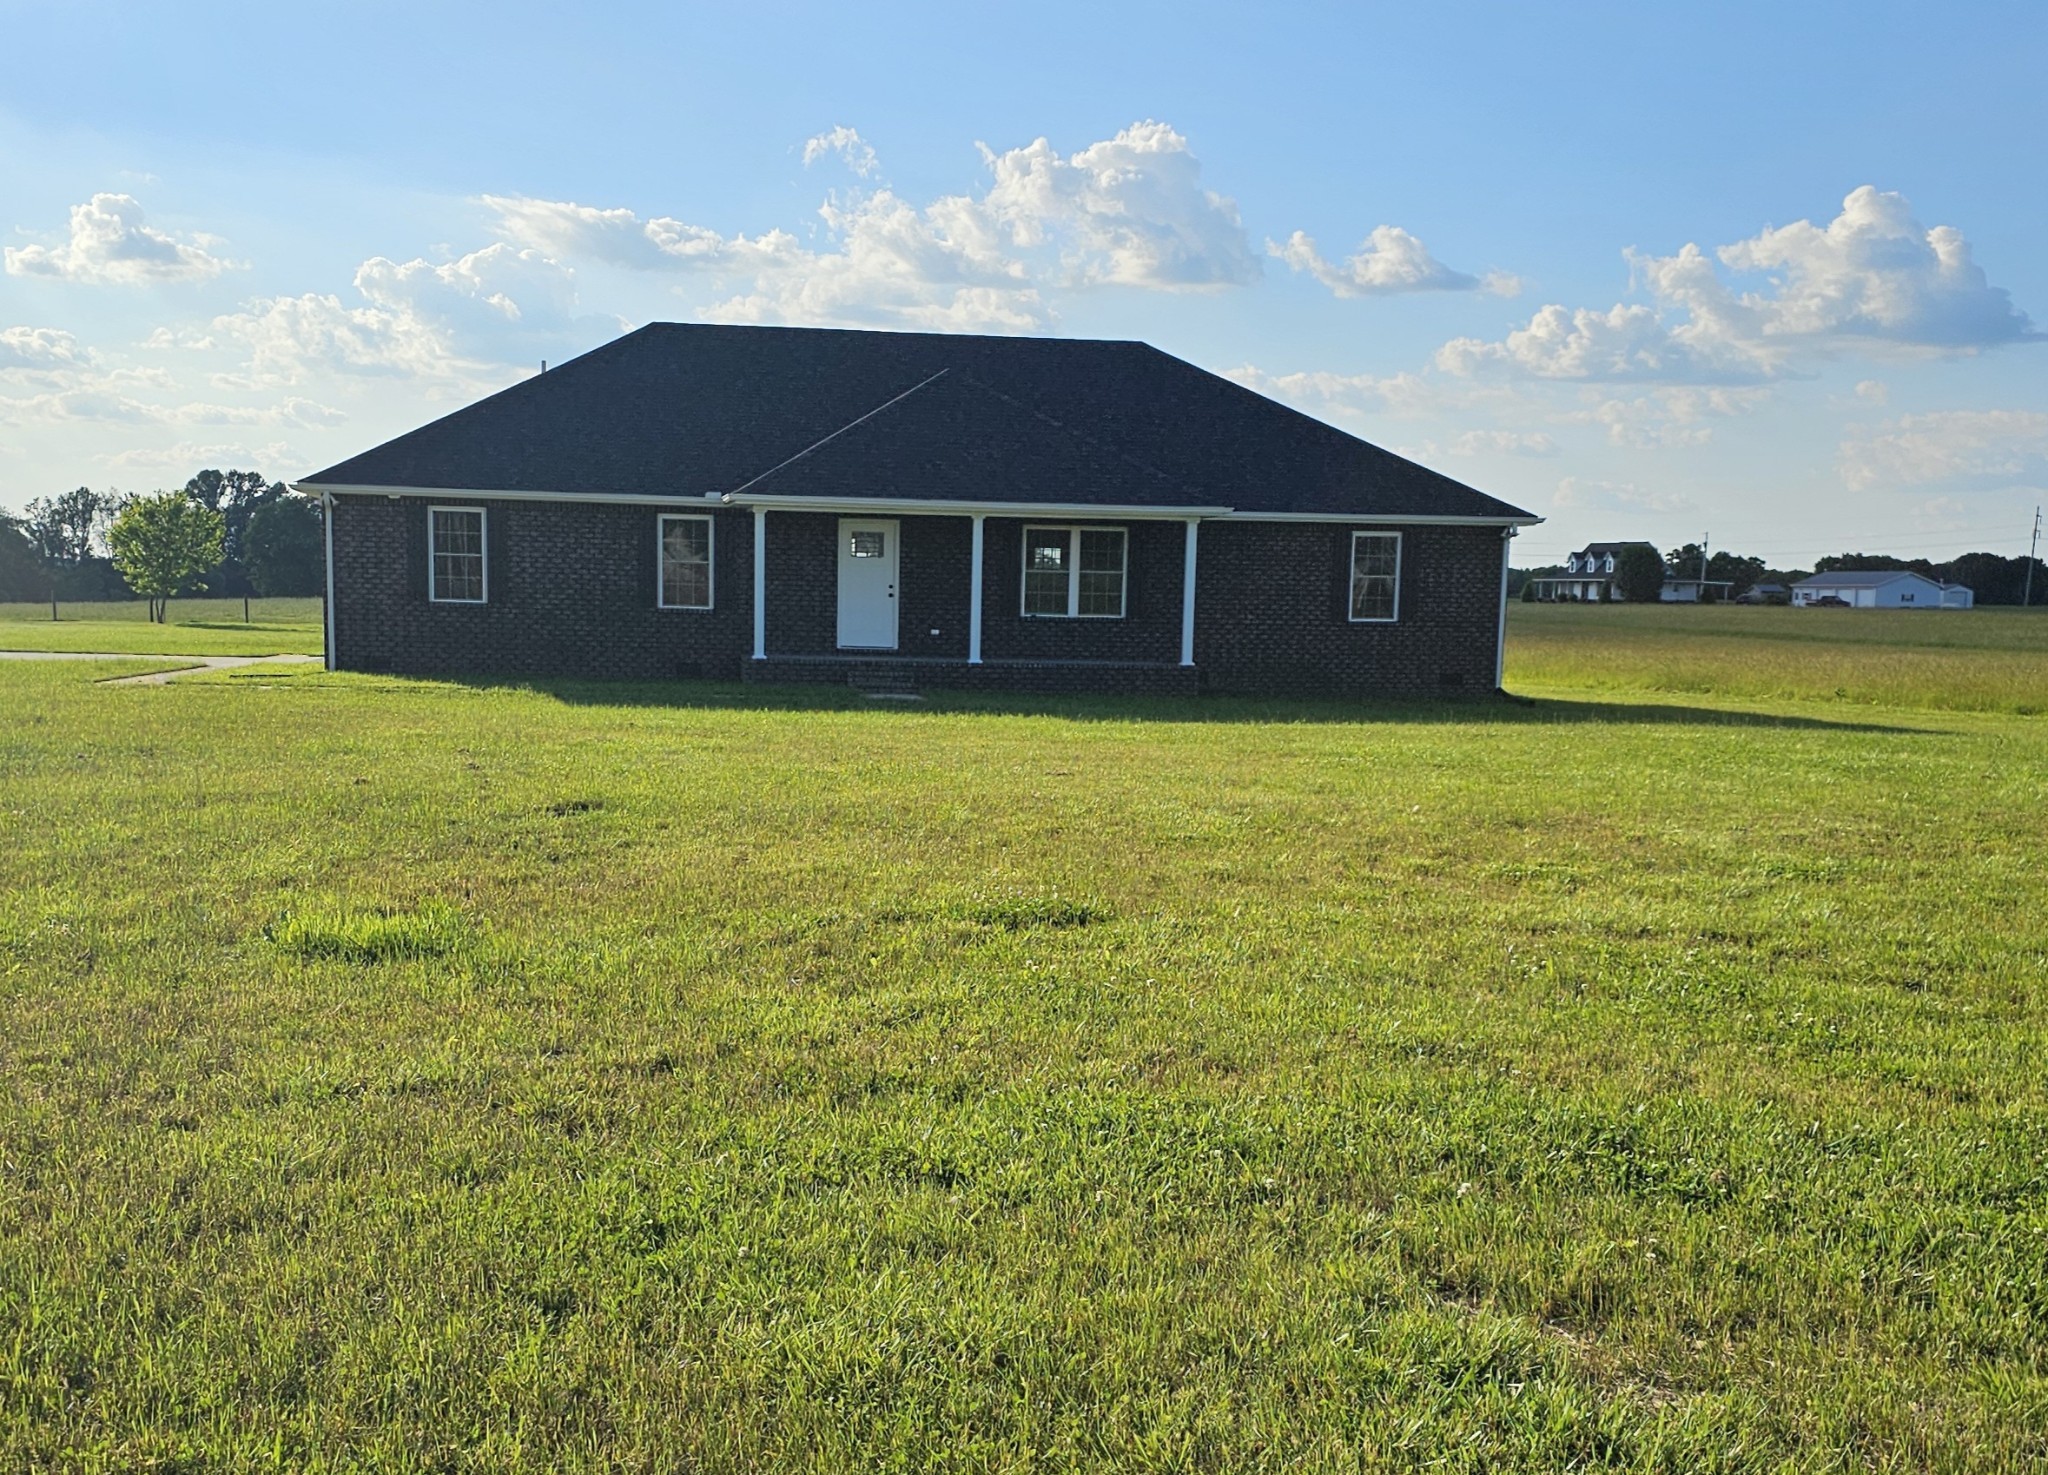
left=2026, top=506, right=2042, bottom=608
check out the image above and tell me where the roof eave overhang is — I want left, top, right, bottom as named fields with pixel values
left=723, top=492, right=1231, bottom=520
left=293, top=481, right=1541, bottom=527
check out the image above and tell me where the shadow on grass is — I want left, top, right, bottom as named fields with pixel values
left=426, top=673, right=1932, bottom=735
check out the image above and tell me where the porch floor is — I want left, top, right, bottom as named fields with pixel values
left=744, top=653, right=1200, bottom=697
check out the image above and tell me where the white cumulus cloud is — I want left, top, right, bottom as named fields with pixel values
left=0, top=326, right=87, bottom=370
left=1268, top=226, right=1513, bottom=297
left=803, top=126, right=879, bottom=178
left=972, top=121, right=1258, bottom=290
left=1564, top=386, right=1765, bottom=449
left=4, top=193, right=238, bottom=285
left=212, top=243, right=617, bottom=386
left=1838, top=409, right=2048, bottom=492
left=1553, top=475, right=1695, bottom=514
left=483, top=120, right=1256, bottom=332
left=1440, top=187, right=2037, bottom=384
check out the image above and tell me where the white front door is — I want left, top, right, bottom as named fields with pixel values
left=836, top=518, right=899, bottom=650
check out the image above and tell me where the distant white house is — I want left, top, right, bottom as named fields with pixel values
left=1791, top=570, right=1974, bottom=609
left=1527, top=541, right=1735, bottom=602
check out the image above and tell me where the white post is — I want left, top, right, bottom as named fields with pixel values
left=968, top=513, right=985, bottom=664
left=321, top=492, right=336, bottom=672
left=1495, top=527, right=1513, bottom=690
left=1179, top=517, right=1199, bottom=668
left=751, top=506, right=767, bottom=661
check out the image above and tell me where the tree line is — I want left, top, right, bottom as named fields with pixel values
left=1515, top=542, right=2047, bottom=605
left=0, top=470, right=326, bottom=614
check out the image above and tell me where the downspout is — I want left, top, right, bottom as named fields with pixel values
left=1495, top=525, right=1513, bottom=692
left=322, top=491, right=336, bottom=672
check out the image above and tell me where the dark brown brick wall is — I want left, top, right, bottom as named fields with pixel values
left=330, top=495, right=752, bottom=679
left=763, top=513, right=974, bottom=659
left=331, top=496, right=1505, bottom=696
left=977, top=518, right=1184, bottom=665
left=1193, top=521, right=1505, bottom=695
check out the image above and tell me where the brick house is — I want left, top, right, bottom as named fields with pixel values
left=296, top=324, right=1539, bottom=697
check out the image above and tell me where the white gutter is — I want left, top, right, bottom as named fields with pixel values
left=294, top=481, right=1541, bottom=528
left=290, top=482, right=714, bottom=507
left=722, top=493, right=1232, bottom=521
left=1219, top=510, right=1544, bottom=527
left=1494, top=526, right=1513, bottom=691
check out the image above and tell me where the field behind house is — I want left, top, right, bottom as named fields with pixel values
left=0, top=597, right=324, bottom=656
left=3, top=611, right=2046, bottom=1470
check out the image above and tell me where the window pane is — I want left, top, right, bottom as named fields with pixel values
left=1077, top=529, right=1123, bottom=573
left=1023, top=529, right=1069, bottom=615
left=1023, top=569, right=1068, bottom=615
left=1077, top=571, right=1123, bottom=616
left=661, top=517, right=711, bottom=607
left=1075, top=529, right=1124, bottom=616
left=432, top=509, right=484, bottom=602
left=1351, top=534, right=1397, bottom=620
left=850, top=530, right=885, bottom=558
left=1351, top=577, right=1394, bottom=620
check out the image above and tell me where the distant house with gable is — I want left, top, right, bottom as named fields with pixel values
left=1791, top=570, right=1974, bottom=609
left=1527, top=541, right=1734, bottom=603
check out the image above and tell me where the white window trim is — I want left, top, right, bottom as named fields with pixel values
left=656, top=513, right=716, bottom=610
left=1020, top=524, right=1128, bottom=619
left=427, top=504, right=487, bottom=604
left=1347, top=529, right=1402, bottom=623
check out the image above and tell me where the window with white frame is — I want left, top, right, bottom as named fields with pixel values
left=1348, top=531, right=1400, bottom=622
left=1022, top=526, right=1126, bottom=617
left=658, top=514, right=714, bottom=609
left=429, top=506, right=486, bottom=603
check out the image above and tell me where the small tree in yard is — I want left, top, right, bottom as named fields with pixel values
left=1615, top=545, right=1667, bottom=603
left=108, top=493, right=223, bottom=622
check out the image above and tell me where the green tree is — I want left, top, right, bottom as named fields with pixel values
left=186, top=469, right=285, bottom=593
left=0, top=515, right=49, bottom=601
left=107, top=493, right=224, bottom=622
left=243, top=496, right=325, bottom=595
left=23, top=486, right=108, bottom=564
left=1614, top=544, right=1667, bottom=603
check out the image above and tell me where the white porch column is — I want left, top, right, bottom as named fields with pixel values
left=751, top=506, right=767, bottom=661
left=968, top=513, right=986, bottom=664
left=1179, top=516, right=1199, bottom=667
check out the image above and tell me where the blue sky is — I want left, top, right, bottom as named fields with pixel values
left=3, top=0, right=2044, bottom=565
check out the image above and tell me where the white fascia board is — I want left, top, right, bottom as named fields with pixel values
left=1220, top=510, right=1543, bottom=527
left=723, top=493, right=1233, bottom=520
left=291, top=482, right=720, bottom=507
left=292, top=482, right=1542, bottom=527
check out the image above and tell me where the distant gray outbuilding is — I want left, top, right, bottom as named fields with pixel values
left=1791, top=570, right=1974, bottom=608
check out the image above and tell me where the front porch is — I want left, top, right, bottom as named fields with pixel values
left=741, top=504, right=1205, bottom=679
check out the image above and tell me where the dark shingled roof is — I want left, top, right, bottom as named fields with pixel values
left=300, top=323, right=1536, bottom=522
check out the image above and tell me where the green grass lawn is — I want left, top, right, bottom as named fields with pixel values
left=3, top=618, right=2046, bottom=1471
left=0, top=597, right=324, bottom=656
left=1509, top=602, right=2048, bottom=713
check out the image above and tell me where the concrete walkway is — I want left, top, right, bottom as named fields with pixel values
left=0, top=651, right=321, bottom=684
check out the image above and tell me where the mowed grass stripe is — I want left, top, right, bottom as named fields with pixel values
left=2, top=624, right=2046, bottom=1469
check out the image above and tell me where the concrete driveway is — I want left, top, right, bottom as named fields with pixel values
left=0, top=651, right=322, bottom=684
